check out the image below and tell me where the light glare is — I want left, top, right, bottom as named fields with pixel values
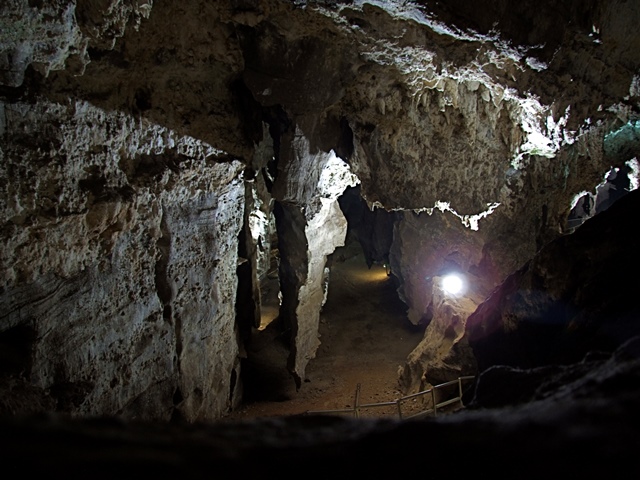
left=442, top=274, right=464, bottom=295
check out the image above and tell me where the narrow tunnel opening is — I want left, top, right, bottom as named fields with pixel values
left=236, top=195, right=293, bottom=405
left=567, top=161, right=637, bottom=231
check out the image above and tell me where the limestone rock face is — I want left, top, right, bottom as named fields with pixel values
left=0, top=0, right=152, bottom=86
left=398, top=278, right=481, bottom=393
left=273, top=125, right=358, bottom=386
left=0, top=98, right=245, bottom=420
left=390, top=209, right=489, bottom=392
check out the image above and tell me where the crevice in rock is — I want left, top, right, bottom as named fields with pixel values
left=228, top=368, right=237, bottom=406
left=170, top=387, right=184, bottom=423
left=154, top=209, right=181, bottom=408
left=133, top=86, right=152, bottom=115
left=174, top=314, right=183, bottom=361
left=235, top=180, right=261, bottom=344
left=230, top=78, right=264, bottom=148
left=172, top=387, right=183, bottom=406
left=272, top=200, right=312, bottom=389
left=335, top=116, right=354, bottom=163
left=338, top=184, right=396, bottom=269
left=154, top=211, right=172, bottom=308
left=0, top=324, right=35, bottom=379
left=261, top=105, right=292, bottom=191
left=272, top=201, right=305, bottom=352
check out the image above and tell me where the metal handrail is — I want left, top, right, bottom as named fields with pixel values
left=306, top=375, right=475, bottom=419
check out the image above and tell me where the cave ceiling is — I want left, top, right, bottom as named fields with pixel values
left=4, top=0, right=639, bottom=217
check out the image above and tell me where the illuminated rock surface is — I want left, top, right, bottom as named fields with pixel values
left=1, top=3, right=640, bottom=464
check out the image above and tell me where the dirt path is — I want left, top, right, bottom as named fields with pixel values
left=224, top=241, right=424, bottom=420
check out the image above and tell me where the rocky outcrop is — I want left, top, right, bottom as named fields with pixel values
left=398, top=277, right=481, bottom=393
left=467, top=188, right=640, bottom=373
left=389, top=207, right=491, bottom=392
left=273, top=124, right=358, bottom=387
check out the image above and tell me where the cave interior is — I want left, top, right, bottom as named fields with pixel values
left=1, top=0, right=640, bottom=477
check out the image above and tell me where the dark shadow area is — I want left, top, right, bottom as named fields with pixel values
left=338, top=185, right=396, bottom=269
left=0, top=324, right=35, bottom=379
left=240, top=317, right=294, bottom=404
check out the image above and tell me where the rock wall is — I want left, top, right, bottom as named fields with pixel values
left=0, top=0, right=151, bottom=87
left=466, top=188, right=640, bottom=373
left=0, top=98, right=245, bottom=420
left=392, top=121, right=638, bottom=392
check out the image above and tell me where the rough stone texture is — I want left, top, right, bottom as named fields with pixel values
left=273, top=124, right=358, bottom=386
left=390, top=209, right=492, bottom=326
left=389, top=115, right=640, bottom=389
left=388, top=208, right=489, bottom=392
left=0, top=0, right=152, bottom=86
left=40, top=0, right=252, bottom=159
left=2, top=0, right=640, bottom=420
left=0, top=98, right=245, bottom=421
left=236, top=127, right=278, bottom=342
left=247, top=124, right=277, bottom=281
left=398, top=278, right=481, bottom=393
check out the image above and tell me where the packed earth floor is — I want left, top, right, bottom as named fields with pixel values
left=224, top=240, right=426, bottom=420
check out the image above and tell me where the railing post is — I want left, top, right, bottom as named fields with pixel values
left=458, top=377, right=464, bottom=408
left=396, top=399, right=403, bottom=419
left=354, top=383, right=361, bottom=419
left=431, top=389, right=437, bottom=417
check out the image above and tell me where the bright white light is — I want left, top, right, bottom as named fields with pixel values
left=626, top=158, right=639, bottom=190
left=417, top=201, right=501, bottom=231
left=442, top=274, right=465, bottom=296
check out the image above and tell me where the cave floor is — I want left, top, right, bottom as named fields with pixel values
left=224, top=240, right=425, bottom=420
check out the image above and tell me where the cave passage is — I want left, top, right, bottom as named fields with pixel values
left=231, top=191, right=424, bottom=419
left=310, top=239, right=425, bottom=413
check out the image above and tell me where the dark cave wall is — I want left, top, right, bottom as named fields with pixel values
left=467, top=189, right=640, bottom=372
left=338, top=185, right=396, bottom=268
